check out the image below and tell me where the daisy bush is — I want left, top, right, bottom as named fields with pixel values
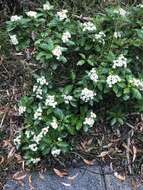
left=7, top=2, right=143, bottom=165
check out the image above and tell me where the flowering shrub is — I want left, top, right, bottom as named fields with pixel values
left=7, top=2, right=143, bottom=164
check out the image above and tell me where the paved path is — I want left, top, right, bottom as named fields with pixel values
left=4, top=165, right=143, bottom=190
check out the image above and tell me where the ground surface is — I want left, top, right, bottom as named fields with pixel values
left=4, top=165, right=143, bottom=190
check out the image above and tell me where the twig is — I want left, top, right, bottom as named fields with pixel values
left=0, top=112, right=6, bottom=128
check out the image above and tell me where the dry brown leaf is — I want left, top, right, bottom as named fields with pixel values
left=0, top=156, right=4, bottom=165
left=83, top=159, right=95, bottom=165
left=87, top=138, right=93, bottom=145
left=12, top=171, right=27, bottom=181
left=67, top=173, right=79, bottom=180
left=132, top=145, right=137, bottom=162
left=53, top=168, right=68, bottom=177
left=98, top=151, right=109, bottom=157
left=29, top=175, right=35, bottom=190
left=2, top=140, right=12, bottom=147
left=114, top=172, right=126, bottom=181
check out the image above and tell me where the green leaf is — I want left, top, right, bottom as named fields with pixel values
left=76, top=120, right=82, bottom=130
left=64, top=85, right=73, bottom=94
left=132, top=88, right=142, bottom=100
left=77, top=60, right=85, bottom=66
left=136, top=29, right=143, bottom=39
left=111, top=118, right=117, bottom=126
left=54, top=108, right=64, bottom=120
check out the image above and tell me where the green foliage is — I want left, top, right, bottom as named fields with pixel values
left=6, top=2, right=143, bottom=164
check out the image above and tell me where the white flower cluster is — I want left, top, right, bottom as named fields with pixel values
left=88, top=68, right=98, bottom=83
left=11, top=15, right=21, bottom=22
left=10, top=35, right=18, bottom=45
left=52, top=46, right=62, bottom=59
left=14, top=133, right=21, bottom=148
left=94, top=31, right=106, bottom=44
left=114, top=31, right=122, bottom=38
left=51, top=147, right=61, bottom=157
left=37, top=76, right=48, bottom=86
left=34, top=106, right=42, bottom=120
left=19, top=105, right=26, bottom=115
left=29, top=143, right=38, bottom=151
left=114, top=8, right=127, bottom=16
left=113, top=54, right=127, bottom=69
left=106, top=75, right=121, bottom=88
left=29, top=157, right=40, bottom=164
left=33, top=127, right=49, bottom=144
left=62, top=31, right=71, bottom=43
left=43, top=2, right=53, bottom=10
left=80, top=88, right=96, bottom=102
left=51, top=118, right=58, bottom=129
left=45, top=95, right=57, bottom=108
left=63, top=95, right=73, bottom=104
left=130, top=78, right=143, bottom=91
left=83, top=111, right=96, bottom=127
left=33, top=85, right=43, bottom=99
left=57, top=10, right=68, bottom=21
left=82, top=22, right=96, bottom=32
left=26, top=11, right=37, bottom=18
left=33, top=76, right=48, bottom=99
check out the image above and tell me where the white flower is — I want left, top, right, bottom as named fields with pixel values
left=88, top=68, right=98, bottom=83
left=62, top=31, right=71, bottom=43
left=33, top=133, right=43, bottom=144
left=114, top=31, right=122, bottom=38
left=83, top=111, right=96, bottom=127
left=33, top=85, right=43, bottom=99
left=19, top=106, right=26, bottom=115
left=51, top=118, right=58, bottom=129
left=34, top=106, right=42, bottom=120
left=57, top=10, right=68, bottom=21
left=137, top=4, right=143, bottom=8
left=63, top=95, right=73, bottom=104
left=80, top=88, right=96, bottom=102
left=130, top=78, right=143, bottom=91
left=90, top=111, right=97, bottom=119
left=106, top=75, right=121, bottom=88
left=51, top=147, right=61, bottom=157
left=113, top=54, right=127, bottom=69
left=52, top=46, right=62, bottom=59
left=26, top=11, right=37, bottom=18
left=41, top=127, right=49, bottom=135
left=10, top=15, right=21, bottom=22
left=94, top=31, right=106, bottom=44
left=37, top=76, right=48, bottom=86
left=14, top=134, right=21, bottom=148
left=82, top=22, right=96, bottom=32
left=10, top=35, right=18, bottom=45
left=29, top=144, right=38, bottom=152
left=29, top=158, right=40, bottom=164
left=45, top=95, right=57, bottom=108
left=114, top=8, right=126, bottom=16
left=84, top=117, right=95, bottom=127
left=25, top=131, right=31, bottom=138
left=33, top=127, right=49, bottom=144
left=43, top=2, right=53, bottom=10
